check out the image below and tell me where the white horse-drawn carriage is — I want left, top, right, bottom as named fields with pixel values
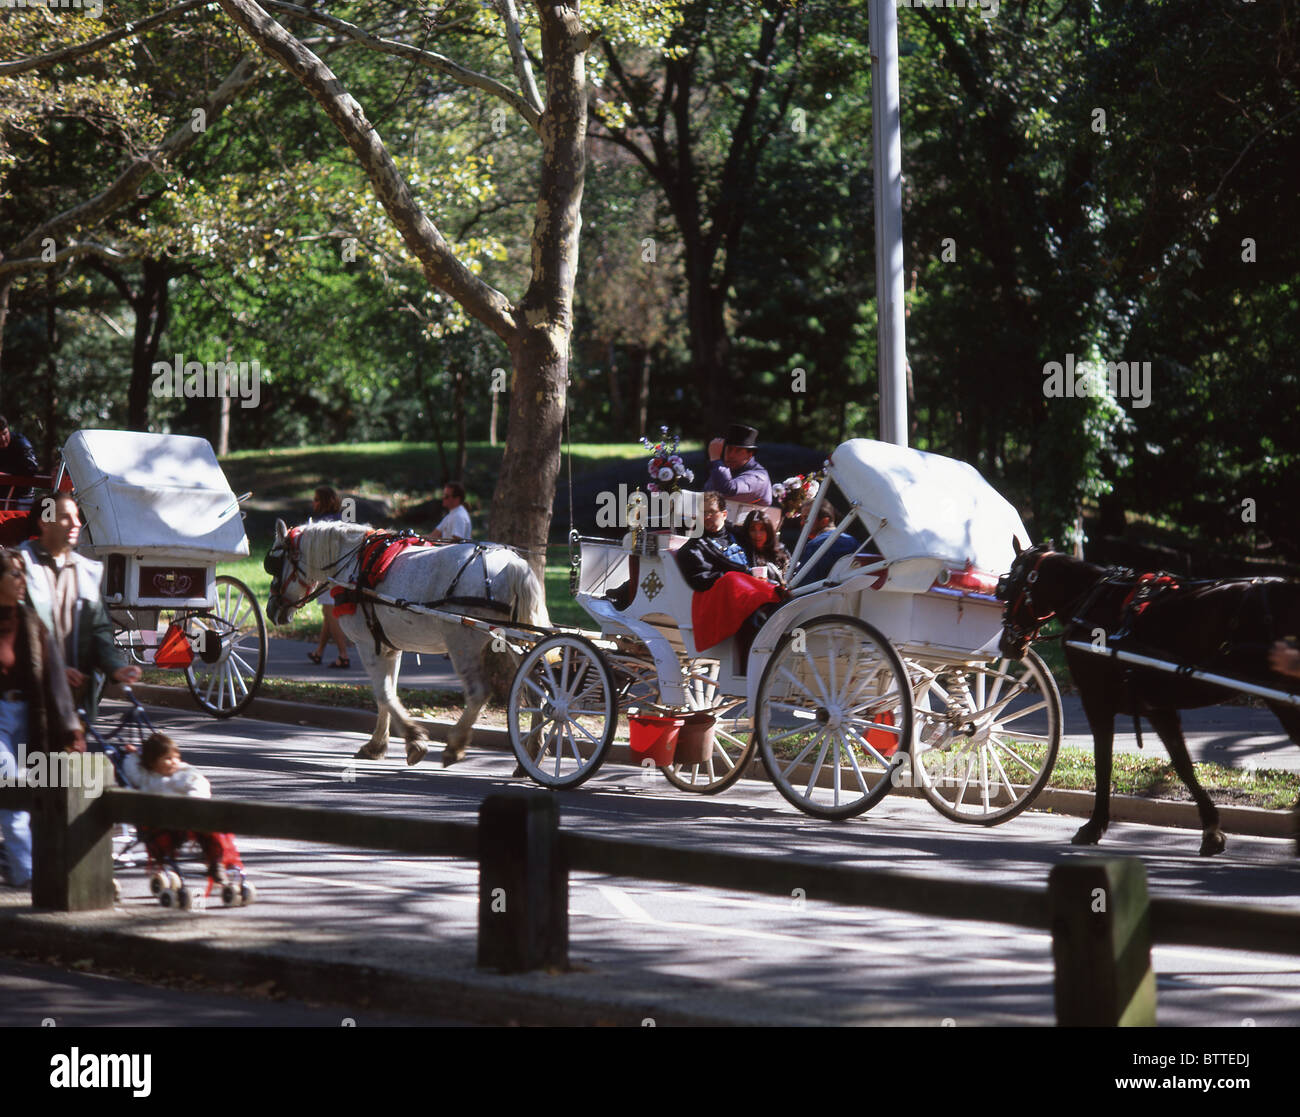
left=509, top=437, right=1063, bottom=822
left=57, top=430, right=268, bottom=717
left=263, top=438, right=1061, bottom=824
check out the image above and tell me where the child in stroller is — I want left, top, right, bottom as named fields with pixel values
left=91, top=694, right=254, bottom=909
left=121, top=732, right=254, bottom=909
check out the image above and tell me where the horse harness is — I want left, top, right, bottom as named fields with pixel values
left=342, top=532, right=514, bottom=656
left=1004, top=548, right=1287, bottom=749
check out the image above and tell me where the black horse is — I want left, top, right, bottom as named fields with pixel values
left=997, top=542, right=1300, bottom=856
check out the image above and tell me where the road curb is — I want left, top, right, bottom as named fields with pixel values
left=126, top=684, right=1298, bottom=841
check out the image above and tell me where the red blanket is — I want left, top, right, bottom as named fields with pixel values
left=691, top=571, right=781, bottom=652
left=332, top=532, right=428, bottom=615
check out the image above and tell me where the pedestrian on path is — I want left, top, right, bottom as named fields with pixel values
left=307, top=486, right=352, bottom=669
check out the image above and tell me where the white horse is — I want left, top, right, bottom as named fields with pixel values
left=264, top=519, right=549, bottom=766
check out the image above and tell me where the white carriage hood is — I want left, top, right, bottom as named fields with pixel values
left=829, top=438, right=1030, bottom=576
left=62, top=430, right=249, bottom=561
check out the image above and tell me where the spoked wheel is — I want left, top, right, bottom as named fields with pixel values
left=508, top=634, right=617, bottom=790
left=909, top=649, right=1062, bottom=825
left=660, top=665, right=757, bottom=793
left=755, top=615, right=912, bottom=820
left=183, top=576, right=268, bottom=718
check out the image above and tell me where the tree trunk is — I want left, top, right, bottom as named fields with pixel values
left=606, top=339, right=624, bottom=435
left=492, top=324, right=569, bottom=581
left=128, top=257, right=170, bottom=431
left=43, top=270, right=59, bottom=464
left=453, top=365, right=468, bottom=482
left=636, top=346, right=651, bottom=439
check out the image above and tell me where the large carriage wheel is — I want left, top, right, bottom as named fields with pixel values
left=755, top=615, right=912, bottom=820
left=508, top=634, right=617, bottom=790
left=910, top=649, right=1061, bottom=825
left=182, top=575, right=268, bottom=718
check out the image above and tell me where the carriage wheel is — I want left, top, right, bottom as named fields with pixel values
left=508, top=634, right=617, bottom=790
left=660, top=720, right=757, bottom=794
left=183, top=576, right=268, bottom=718
left=909, top=649, right=1061, bottom=825
left=755, top=615, right=912, bottom=820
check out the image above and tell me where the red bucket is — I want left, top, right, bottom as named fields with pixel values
left=627, top=714, right=684, bottom=767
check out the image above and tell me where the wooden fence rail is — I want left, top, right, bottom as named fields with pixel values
left=3, top=768, right=1300, bottom=1025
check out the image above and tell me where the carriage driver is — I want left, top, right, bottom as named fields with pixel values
left=17, top=493, right=141, bottom=723
left=705, top=423, right=772, bottom=507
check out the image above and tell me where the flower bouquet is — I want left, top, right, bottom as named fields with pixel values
left=772, top=470, right=825, bottom=519
left=640, top=427, right=694, bottom=494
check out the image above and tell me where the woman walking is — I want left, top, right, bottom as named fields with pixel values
left=307, top=486, right=352, bottom=669
left=0, top=546, right=84, bottom=889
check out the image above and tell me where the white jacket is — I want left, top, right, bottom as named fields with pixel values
left=122, top=754, right=212, bottom=798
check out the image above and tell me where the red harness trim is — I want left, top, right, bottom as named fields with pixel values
left=1120, top=572, right=1179, bottom=615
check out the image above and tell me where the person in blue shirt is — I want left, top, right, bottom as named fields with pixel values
left=790, top=502, right=861, bottom=585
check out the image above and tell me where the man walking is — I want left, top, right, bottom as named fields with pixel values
left=17, top=492, right=141, bottom=722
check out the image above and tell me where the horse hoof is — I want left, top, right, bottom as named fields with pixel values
left=405, top=740, right=429, bottom=766
left=354, top=743, right=387, bottom=760
left=1199, top=830, right=1226, bottom=857
left=441, top=742, right=467, bottom=768
left=1071, top=823, right=1104, bottom=846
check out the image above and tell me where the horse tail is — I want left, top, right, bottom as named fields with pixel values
left=509, top=557, right=551, bottom=630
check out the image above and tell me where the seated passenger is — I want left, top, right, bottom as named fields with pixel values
left=740, top=510, right=789, bottom=582
left=789, top=502, right=861, bottom=586
left=676, top=494, right=781, bottom=664
left=674, top=493, right=750, bottom=591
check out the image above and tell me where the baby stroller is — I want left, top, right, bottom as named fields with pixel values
left=88, top=689, right=256, bottom=910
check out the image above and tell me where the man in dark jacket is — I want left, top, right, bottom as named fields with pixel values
left=0, top=416, right=40, bottom=508
left=675, top=493, right=751, bottom=592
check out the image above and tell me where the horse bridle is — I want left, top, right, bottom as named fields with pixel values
left=996, top=545, right=1058, bottom=654
left=266, top=527, right=328, bottom=610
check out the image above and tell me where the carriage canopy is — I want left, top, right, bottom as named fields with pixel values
left=62, top=430, right=249, bottom=562
left=828, top=438, right=1029, bottom=575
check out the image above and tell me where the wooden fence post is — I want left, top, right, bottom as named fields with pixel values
left=30, top=753, right=114, bottom=912
left=477, top=793, right=567, bottom=972
left=1048, top=858, right=1156, bottom=1026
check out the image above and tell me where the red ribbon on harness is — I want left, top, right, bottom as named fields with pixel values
left=1121, top=572, right=1179, bottom=616
left=332, top=532, right=428, bottom=615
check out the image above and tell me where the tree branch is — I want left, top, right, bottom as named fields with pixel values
left=215, top=0, right=516, bottom=341
left=0, top=240, right=131, bottom=281
left=0, top=0, right=208, bottom=77
left=495, top=0, right=545, bottom=115
left=5, top=54, right=262, bottom=267
left=259, top=0, right=542, bottom=133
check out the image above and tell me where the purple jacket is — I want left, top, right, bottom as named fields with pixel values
left=705, top=458, right=772, bottom=505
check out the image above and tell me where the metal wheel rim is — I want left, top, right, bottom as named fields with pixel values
left=756, top=616, right=912, bottom=819
left=909, top=649, right=1061, bottom=824
left=184, top=576, right=268, bottom=718
left=661, top=685, right=756, bottom=793
left=508, top=635, right=617, bottom=789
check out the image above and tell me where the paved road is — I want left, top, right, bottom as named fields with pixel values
left=0, top=957, right=467, bottom=1027
left=266, top=635, right=1300, bottom=770
left=64, top=699, right=1300, bottom=1026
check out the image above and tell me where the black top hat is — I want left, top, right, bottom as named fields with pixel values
left=723, top=423, right=759, bottom=449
